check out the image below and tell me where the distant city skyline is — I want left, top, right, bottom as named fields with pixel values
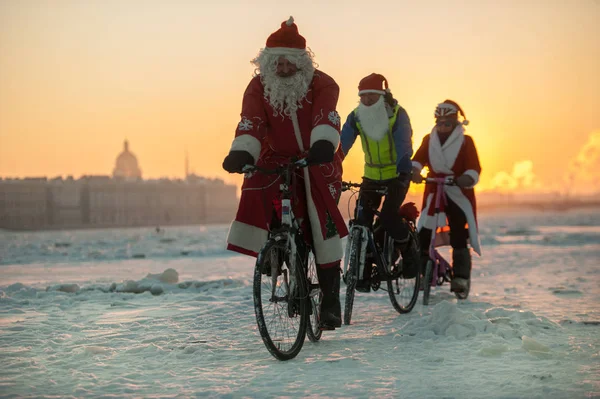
left=0, top=166, right=237, bottom=231
left=1, top=138, right=206, bottom=182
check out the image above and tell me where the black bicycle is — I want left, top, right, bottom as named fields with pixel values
left=240, top=158, right=322, bottom=361
left=341, top=181, right=421, bottom=326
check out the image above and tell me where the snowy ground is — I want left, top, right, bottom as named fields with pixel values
left=1, top=210, right=599, bottom=398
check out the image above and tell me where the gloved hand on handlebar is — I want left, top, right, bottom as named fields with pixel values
left=411, top=167, right=423, bottom=183
left=222, top=150, right=254, bottom=173
left=306, top=140, right=335, bottom=165
left=455, top=174, right=475, bottom=188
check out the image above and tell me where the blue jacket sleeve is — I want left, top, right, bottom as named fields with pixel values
left=340, top=111, right=359, bottom=156
left=392, top=107, right=414, bottom=174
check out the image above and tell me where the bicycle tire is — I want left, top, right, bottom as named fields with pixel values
left=422, top=259, right=433, bottom=306
left=344, top=228, right=362, bottom=326
left=254, top=237, right=308, bottom=360
left=454, top=279, right=470, bottom=300
left=388, top=228, right=421, bottom=313
left=306, top=250, right=322, bottom=342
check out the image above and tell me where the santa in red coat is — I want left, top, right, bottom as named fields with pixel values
left=222, top=17, right=347, bottom=329
left=412, top=101, right=482, bottom=255
left=411, top=100, right=482, bottom=293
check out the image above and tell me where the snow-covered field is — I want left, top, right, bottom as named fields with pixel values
left=1, top=210, right=599, bottom=398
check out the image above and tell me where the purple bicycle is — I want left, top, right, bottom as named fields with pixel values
left=421, top=177, right=470, bottom=305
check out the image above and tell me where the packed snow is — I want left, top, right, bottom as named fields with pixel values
left=1, top=210, right=599, bottom=398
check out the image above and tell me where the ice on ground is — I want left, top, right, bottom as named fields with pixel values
left=0, top=209, right=599, bottom=398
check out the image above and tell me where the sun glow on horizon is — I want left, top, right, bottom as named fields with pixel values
left=0, top=1, right=598, bottom=197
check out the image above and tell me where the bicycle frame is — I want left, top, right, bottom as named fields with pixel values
left=424, top=177, right=454, bottom=287
left=244, top=158, right=325, bottom=360
left=341, top=180, right=422, bottom=322
left=343, top=183, right=397, bottom=284
left=244, top=159, right=309, bottom=297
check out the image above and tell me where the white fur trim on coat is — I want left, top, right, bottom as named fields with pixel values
left=445, top=185, right=481, bottom=255
left=429, top=125, right=464, bottom=174
left=417, top=189, right=481, bottom=256
left=230, top=134, right=261, bottom=163
left=226, top=220, right=269, bottom=254
left=263, top=47, right=307, bottom=56
left=292, top=112, right=342, bottom=264
left=303, top=168, right=343, bottom=264
left=417, top=193, right=448, bottom=233
left=310, top=124, right=340, bottom=150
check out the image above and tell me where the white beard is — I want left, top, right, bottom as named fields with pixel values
left=260, top=68, right=314, bottom=118
left=356, top=96, right=389, bottom=141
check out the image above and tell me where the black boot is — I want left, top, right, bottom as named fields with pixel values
left=355, top=262, right=372, bottom=293
left=419, top=251, right=430, bottom=275
left=317, top=265, right=342, bottom=330
left=451, top=248, right=471, bottom=292
left=399, top=243, right=419, bottom=279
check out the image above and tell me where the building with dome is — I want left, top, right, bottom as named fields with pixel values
left=0, top=140, right=239, bottom=230
left=113, top=140, right=142, bottom=179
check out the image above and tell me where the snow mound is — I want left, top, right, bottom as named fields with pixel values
left=0, top=269, right=246, bottom=298
left=400, top=301, right=560, bottom=342
left=145, top=268, right=179, bottom=284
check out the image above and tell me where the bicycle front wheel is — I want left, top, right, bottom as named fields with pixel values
left=344, top=228, right=362, bottom=325
left=254, top=237, right=308, bottom=360
left=388, top=229, right=420, bottom=313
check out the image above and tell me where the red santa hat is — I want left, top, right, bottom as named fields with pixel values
left=265, top=16, right=307, bottom=56
left=358, top=73, right=390, bottom=96
left=434, top=99, right=469, bottom=126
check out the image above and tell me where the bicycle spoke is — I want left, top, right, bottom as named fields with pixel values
left=254, top=238, right=307, bottom=360
left=387, top=227, right=420, bottom=313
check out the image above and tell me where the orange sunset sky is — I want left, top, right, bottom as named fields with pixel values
left=1, top=0, right=599, bottom=195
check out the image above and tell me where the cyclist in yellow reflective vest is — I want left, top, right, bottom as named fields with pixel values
left=340, top=73, right=415, bottom=289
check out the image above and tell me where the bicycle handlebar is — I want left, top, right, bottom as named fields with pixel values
left=422, top=176, right=456, bottom=185
left=238, top=158, right=308, bottom=175
left=341, top=181, right=388, bottom=194
left=341, top=181, right=362, bottom=191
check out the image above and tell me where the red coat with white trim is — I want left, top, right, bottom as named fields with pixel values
left=412, top=127, right=482, bottom=255
left=226, top=70, right=348, bottom=266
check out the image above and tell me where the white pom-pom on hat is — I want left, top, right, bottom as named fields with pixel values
left=286, top=16, right=294, bottom=26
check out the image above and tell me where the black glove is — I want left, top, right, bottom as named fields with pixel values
left=222, top=150, right=254, bottom=173
left=306, top=140, right=335, bottom=165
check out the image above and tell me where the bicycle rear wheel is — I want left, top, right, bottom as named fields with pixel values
left=388, top=229, right=420, bottom=313
left=306, top=250, right=322, bottom=342
left=254, top=237, right=308, bottom=360
left=422, top=259, right=433, bottom=306
left=344, top=228, right=362, bottom=325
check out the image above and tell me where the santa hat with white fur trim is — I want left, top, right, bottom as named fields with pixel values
left=358, top=73, right=390, bottom=96
left=264, top=16, right=307, bottom=56
left=435, top=99, right=470, bottom=125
